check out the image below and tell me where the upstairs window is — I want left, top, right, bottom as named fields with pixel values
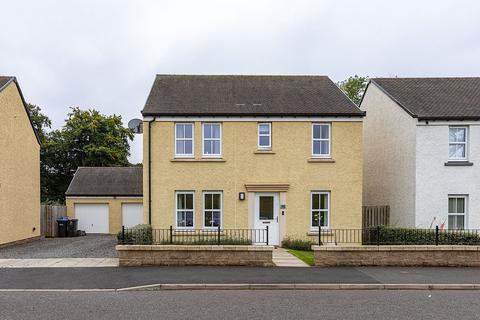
left=203, top=123, right=222, bottom=157
left=449, top=127, right=468, bottom=161
left=311, top=192, right=330, bottom=228
left=312, top=123, right=331, bottom=158
left=448, top=195, right=467, bottom=230
left=258, top=123, right=271, bottom=149
left=175, top=123, right=194, bottom=157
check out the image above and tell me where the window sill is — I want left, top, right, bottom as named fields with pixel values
left=308, top=158, right=335, bottom=163
left=254, top=150, right=276, bottom=154
left=444, top=161, right=473, bottom=166
left=171, top=158, right=226, bottom=163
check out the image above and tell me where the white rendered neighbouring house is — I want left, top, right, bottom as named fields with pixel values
left=361, top=77, right=480, bottom=229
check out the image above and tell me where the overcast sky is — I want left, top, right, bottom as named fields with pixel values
left=2, top=0, right=480, bottom=163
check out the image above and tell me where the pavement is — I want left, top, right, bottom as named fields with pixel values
left=1, top=290, right=480, bottom=320
left=0, top=235, right=117, bottom=258
left=1, top=266, right=480, bottom=289
left=272, top=247, right=309, bottom=267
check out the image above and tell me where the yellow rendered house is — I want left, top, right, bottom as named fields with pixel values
left=142, top=75, right=364, bottom=245
left=0, top=76, right=40, bottom=245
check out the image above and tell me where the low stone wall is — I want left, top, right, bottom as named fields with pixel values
left=116, top=245, right=274, bottom=267
left=312, top=245, right=480, bottom=267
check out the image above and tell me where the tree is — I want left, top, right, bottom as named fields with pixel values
left=41, top=108, right=134, bottom=203
left=26, top=103, right=51, bottom=143
left=338, top=75, right=368, bottom=105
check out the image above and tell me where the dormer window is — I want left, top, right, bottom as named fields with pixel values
left=449, top=126, right=468, bottom=161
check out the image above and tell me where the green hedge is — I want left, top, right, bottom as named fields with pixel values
left=117, top=224, right=153, bottom=245
left=281, top=237, right=315, bottom=251
left=365, top=225, right=480, bottom=245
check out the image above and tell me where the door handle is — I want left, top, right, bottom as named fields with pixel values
left=276, top=216, right=278, bottom=223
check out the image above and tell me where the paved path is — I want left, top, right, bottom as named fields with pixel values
left=272, top=248, right=309, bottom=267
left=1, top=267, right=480, bottom=289
left=0, top=258, right=118, bottom=268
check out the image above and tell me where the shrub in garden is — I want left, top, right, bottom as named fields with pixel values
left=365, top=225, right=480, bottom=245
left=281, top=237, right=316, bottom=251
left=117, top=224, right=153, bottom=245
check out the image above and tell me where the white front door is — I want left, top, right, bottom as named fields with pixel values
left=122, top=203, right=144, bottom=228
left=254, top=193, right=279, bottom=245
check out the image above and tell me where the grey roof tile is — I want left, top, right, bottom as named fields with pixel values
left=372, top=77, right=480, bottom=120
left=142, top=75, right=364, bottom=117
left=65, top=167, right=143, bottom=197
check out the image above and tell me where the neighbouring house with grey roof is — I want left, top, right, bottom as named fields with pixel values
left=65, top=167, right=143, bottom=234
left=361, top=77, right=480, bottom=229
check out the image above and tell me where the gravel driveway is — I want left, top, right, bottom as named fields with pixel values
left=0, top=235, right=118, bottom=259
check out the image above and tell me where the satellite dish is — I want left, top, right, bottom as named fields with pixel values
left=128, top=118, right=143, bottom=134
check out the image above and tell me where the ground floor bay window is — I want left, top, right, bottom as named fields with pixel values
left=448, top=195, right=467, bottom=230
left=311, top=192, right=330, bottom=229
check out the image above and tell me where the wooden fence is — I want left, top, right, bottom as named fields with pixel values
left=362, top=205, right=390, bottom=229
left=40, top=205, right=67, bottom=238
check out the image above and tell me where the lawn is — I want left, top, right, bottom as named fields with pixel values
left=287, top=249, right=314, bottom=266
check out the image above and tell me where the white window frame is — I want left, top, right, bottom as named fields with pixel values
left=448, top=195, right=467, bottom=230
left=257, top=122, right=272, bottom=150
left=202, top=191, right=223, bottom=229
left=202, top=123, right=222, bottom=157
left=175, top=191, right=195, bottom=229
left=310, top=191, right=330, bottom=229
left=174, top=123, right=194, bottom=158
left=312, top=123, right=331, bottom=158
left=448, top=126, right=468, bottom=161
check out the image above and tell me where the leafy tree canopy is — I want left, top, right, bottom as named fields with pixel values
left=338, top=75, right=368, bottom=105
left=28, top=107, right=134, bottom=203
left=26, top=103, right=51, bottom=143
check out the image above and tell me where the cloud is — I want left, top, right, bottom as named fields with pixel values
left=1, top=0, right=479, bottom=162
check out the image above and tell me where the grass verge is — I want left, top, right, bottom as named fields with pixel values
left=287, top=249, right=314, bottom=266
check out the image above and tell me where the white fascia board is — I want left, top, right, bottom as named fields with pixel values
left=417, top=120, right=480, bottom=126
left=146, top=116, right=363, bottom=122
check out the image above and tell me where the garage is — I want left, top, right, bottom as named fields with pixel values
left=65, top=167, right=143, bottom=234
left=75, top=203, right=110, bottom=234
left=122, top=203, right=143, bottom=228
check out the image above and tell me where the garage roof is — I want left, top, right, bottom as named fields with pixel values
left=65, top=167, right=143, bottom=197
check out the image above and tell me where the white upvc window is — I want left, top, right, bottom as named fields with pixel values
left=203, top=191, right=222, bottom=229
left=311, top=192, right=330, bottom=229
left=448, top=195, right=467, bottom=230
left=202, top=123, right=222, bottom=157
left=175, top=123, right=194, bottom=157
left=258, top=123, right=271, bottom=149
left=448, top=126, right=468, bottom=161
left=176, top=191, right=195, bottom=229
left=312, top=123, right=331, bottom=158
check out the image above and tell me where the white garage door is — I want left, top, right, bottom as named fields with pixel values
left=75, top=204, right=109, bottom=234
left=122, top=203, right=143, bottom=228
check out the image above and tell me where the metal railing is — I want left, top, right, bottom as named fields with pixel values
left=120, top=225, right=269, bottom=245
left=318, top=226, right=480, bottom=246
